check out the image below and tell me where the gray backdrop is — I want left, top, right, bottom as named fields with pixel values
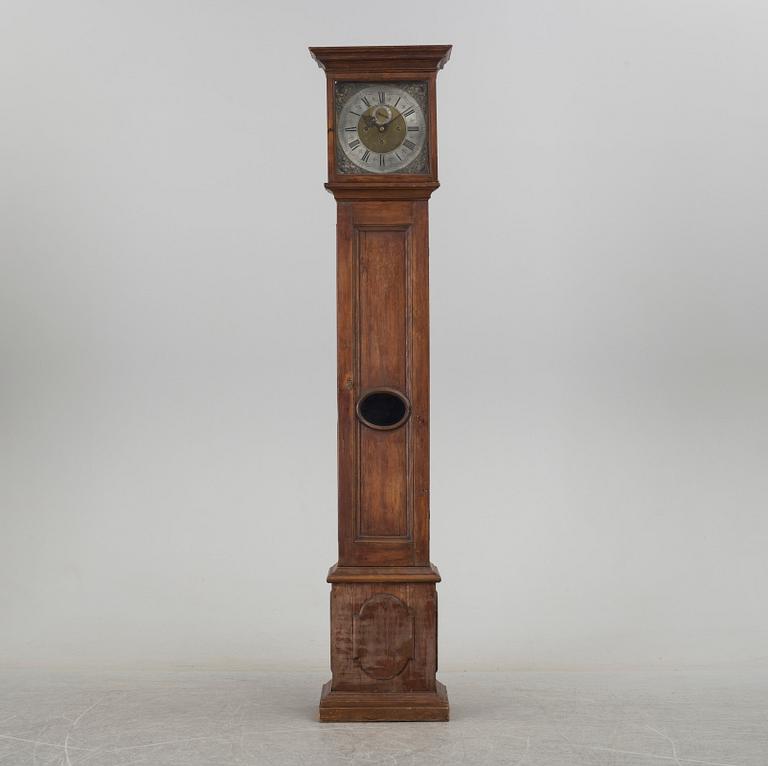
left=1, top=0, right=766, bottom=671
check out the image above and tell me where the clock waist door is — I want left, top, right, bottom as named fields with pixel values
left=337, top=200, right=430, bottom=567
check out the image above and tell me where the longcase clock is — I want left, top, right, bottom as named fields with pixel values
left=309, top=45, right=452, bottom=723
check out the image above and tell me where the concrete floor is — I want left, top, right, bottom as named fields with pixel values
left=0, top=669, right=765, bottom=765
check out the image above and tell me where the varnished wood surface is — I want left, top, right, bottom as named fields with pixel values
left=327, top=564, right=441, bottom=583
left=353, top=593, right=414, bottom=680
left=357, top=228, right=409, bottom=537
left=336, top=201, right=430, bottom=567
left=319, top=680, right=449, bottom=723
left=329, top=584, right=437, bottom=694
left=312, top=44, right=450, bottom=723
left=310, top=45, right=452, bottom=73
left=313, top=45, right=444, bottom=192
left=324, top=181, right=440, bottom=201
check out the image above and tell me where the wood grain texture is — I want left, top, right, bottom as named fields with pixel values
left=353, top=594, right=414, bottom=680
left=330, top=583, right=437, bottom=694
left=313, top=44, right=450, bottom=723
left=357, top=228, right=409, bottom=538
left=358, top=229, right=407, bottom=391
left=310, top=45, right=452, bottom=73
left=324, top=182, right=439, bottom=201
left=327, top=564, right=441, bottom=583
left=359, top=427, right=408, bottom=537
left=319, top=680, right=449, bottom=723
left=337, top=202, right=429, bottom=565
left=311, top=46, right=449, bottom=196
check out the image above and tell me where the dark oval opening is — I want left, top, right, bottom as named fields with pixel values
left=356, top=389, right=410, bottom=430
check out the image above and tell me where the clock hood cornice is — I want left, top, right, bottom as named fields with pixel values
left=310, top=45, right=452, bottom=74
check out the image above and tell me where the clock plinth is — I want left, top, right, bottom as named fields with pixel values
left=310, top=45, right=451, bottom=723
left=319, top=680, right=450, bottom=723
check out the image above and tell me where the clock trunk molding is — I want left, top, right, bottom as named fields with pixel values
left=310, top=45, right=452, bottom=723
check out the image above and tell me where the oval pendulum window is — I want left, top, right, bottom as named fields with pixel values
left=356, top=388, right=411, bottom=430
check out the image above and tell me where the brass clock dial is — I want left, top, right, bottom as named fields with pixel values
left=337, top=84, right=427, bottom=174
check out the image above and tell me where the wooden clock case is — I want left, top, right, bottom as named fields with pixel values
left=310, top=45, right=451, bottom=723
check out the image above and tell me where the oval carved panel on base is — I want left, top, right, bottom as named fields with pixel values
left=353, top=594, right=414, bottom=680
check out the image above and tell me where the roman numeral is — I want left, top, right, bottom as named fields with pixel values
left=393, top=96, right=401, bottom=108
left=403, top=139, right=416, bottom=151
left=361, top=95, right=371, bottom=107
left=344, top=126, right=357, bottom=132
left=407, top=126, right=419, bottom=132
left=348, top=139, right=360, bottom=149
left=378, top=91, right=386, bottom=103
left=379, top=154, right=385, bottom=167
left=361, top=149, right=371, bottom=162
left=394, top=152, right=402, bottom=161
left=403, top=107, right=415, bottom=118
left=350, top=110, right=361, bottom=116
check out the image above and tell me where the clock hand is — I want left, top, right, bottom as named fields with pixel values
left=372, top=105, right=395, bottom=126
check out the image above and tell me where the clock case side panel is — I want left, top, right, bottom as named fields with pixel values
left=323, top=70, right=440, bottom=199
left=336, top=201, right=430, bottom=567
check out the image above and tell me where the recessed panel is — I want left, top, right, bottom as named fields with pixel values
left=356, top=228, right=410, bottom=539
left=353, top=594, right=413, bottom=680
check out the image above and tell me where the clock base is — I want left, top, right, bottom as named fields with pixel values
left=318, top=680, right=449, bottom=722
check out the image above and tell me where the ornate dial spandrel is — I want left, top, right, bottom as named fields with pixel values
left=334, top=81, right=429, bottom=175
